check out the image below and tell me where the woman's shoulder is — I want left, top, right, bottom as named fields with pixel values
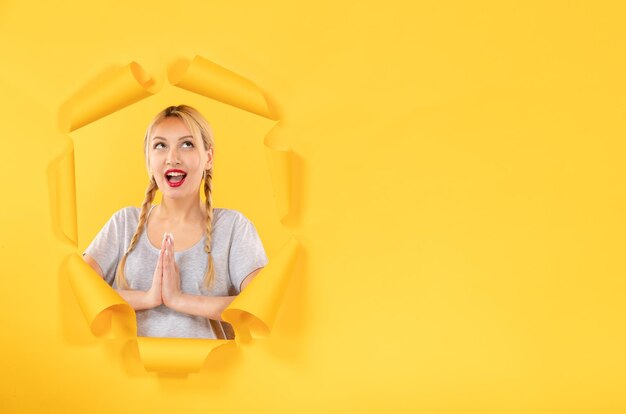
left=108, top=206, right=142, bottom=225
left=213, top=208, right=252, bottom=226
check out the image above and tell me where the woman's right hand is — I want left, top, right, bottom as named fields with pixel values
left=145, top=245, right=164, bottom=308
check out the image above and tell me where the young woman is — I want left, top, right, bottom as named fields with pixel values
left=82, top=105, right=268, bottom=339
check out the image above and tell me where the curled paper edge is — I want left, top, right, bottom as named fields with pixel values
left=136, top=337, right=230, bottom=374
left=263, top=124, right=294, bottom=223
left=66, top=253, right=136, bottom=339
left=169, top=55, right=279, bottom=120
left=222, top=237, right=302, bottom=341
left=58, top=62, right=157, bottom=133
left=50, top=141, right=78, bottom=245
left=265, top=146, right=293, bottom=223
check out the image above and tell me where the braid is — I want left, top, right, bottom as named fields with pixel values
left=114, top=176, right=158, bottom=289
left=202, top=169, right=215, bottom=289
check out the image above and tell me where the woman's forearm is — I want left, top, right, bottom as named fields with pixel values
left=167, top=294, right=236, bottom=321
left=83, top=254, right=159, bottom=311
left=116, top=289, right=160, bottom=311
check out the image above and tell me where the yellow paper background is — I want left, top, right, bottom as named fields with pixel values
left=1, top=1, right=626, bottom=413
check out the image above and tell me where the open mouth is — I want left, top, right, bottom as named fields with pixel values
left=165, top=169, right=187, bottom=187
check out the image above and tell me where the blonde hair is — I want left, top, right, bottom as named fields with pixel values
left=114, top=105, right=216, bottom=290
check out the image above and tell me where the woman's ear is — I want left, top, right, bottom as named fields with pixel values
left=205, top=147, right=214, bottom=170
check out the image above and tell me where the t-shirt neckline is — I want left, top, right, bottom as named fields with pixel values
left=143, top=204, right=206, bottom=255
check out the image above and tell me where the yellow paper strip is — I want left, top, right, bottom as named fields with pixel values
left=66, top=253, right=136, bottom=339
left=136, top=337, right=229, bottom=373
left=264, top=135, right=293, bottom=223
left=169, top=56, right=278, bottom=120
left=51, top=143, right=78, bottom=245
left=58, top=62, right=157, bottom=132
left=222, top=237, right=302, bottom=340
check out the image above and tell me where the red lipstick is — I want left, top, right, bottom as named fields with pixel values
left=164, top=169, right=187, bottom=188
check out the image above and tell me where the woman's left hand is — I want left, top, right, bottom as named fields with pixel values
left=161, top=233, right=183, bottom=308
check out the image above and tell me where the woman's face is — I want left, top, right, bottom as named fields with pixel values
left=148, top=117, right=213, bottom=200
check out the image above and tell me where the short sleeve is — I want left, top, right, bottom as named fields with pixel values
left=228, top=215, right=269, bottom=293
left=82, top=210, right=125, bottom=286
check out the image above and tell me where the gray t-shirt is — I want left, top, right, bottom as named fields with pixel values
left=83, top=206, right=268, bottom=339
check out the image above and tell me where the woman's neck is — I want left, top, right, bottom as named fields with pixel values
left=157, top=196, right=206, bottom=225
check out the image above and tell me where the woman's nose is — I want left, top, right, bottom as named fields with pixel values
left=166, top=148, right=181, bottom=165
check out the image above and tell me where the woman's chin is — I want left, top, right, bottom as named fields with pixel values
left=160, top=187, right=200, bottom=201
left=156, top=177, right=201, bottom=200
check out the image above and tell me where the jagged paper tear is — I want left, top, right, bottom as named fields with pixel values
left=58, top=62, right=158, bottom=133
left=50, top=142, right=78, bottom=244
left=55, top=56, right=300, bottom=373
left=136, top=337, right=230, bottom=374
left=169, top=56, right=279, bottom=120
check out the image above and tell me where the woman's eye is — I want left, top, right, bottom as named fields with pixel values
left=182, top=141, right=194, bottom=148
left=154, top=142, right=165, bottom=149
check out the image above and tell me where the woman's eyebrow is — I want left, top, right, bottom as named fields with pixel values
left=152, top=135, right=194, bottom=141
